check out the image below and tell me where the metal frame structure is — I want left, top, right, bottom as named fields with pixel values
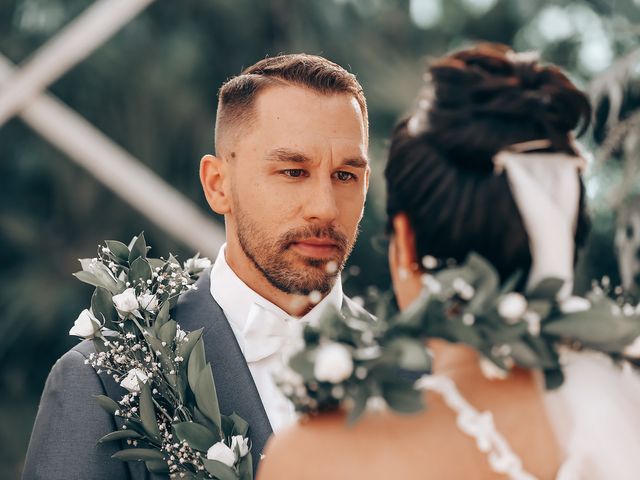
left=1, top=0, right=225, bottom=256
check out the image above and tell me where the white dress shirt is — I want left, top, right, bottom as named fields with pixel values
left=209, top=244, right=343, bottom=432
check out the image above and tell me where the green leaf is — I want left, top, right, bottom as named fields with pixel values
left=386, top=338, right=430, bottom=371
left=105, top=240, right=130, bottom=263
left=188, top=338, right=206, bottom=393
left=510, top=341, right=542, bottom=369
left=238, top=452, right=253, bottom=480
left=155, top=301, right=171, bottom=329
left=159, top=320, right=178, bottom=346
left=203, top=459, right=238, bottom=480
left=382, top=381, right=424, bottom=414
left=288, top=350, right=315, bottom=382
left=91, top=287, right=116, bottom=327
left=139, top=380, right=160, bottom=440
left=195, top=364, right=222, bottom=431
left=543, top=368, right=565, bottom=390
left=73, top=271, right=103, bottom=289
left=112, top=448, right=164, bottom=462
left=174, top=421, right=218, bottom=452
left=229, top=412, right=249, bottom=437
left=95, top=395, right=120, bottom=415
left=465, top=253, right=501, bottom=313
left=98, top=429, right=142, bottom=443
left=176, top=328, right=204, bottom=363
left=129, top=233, right=147, bottom=264
left=145, top=459, right=169, bottom=474
left=346, top=384, right=370, bottom=425
left=129, top=256, right=152, bottom=284
left=543, top=310, right=640, bottom=350
left=528, top=278, right=565, bottom=300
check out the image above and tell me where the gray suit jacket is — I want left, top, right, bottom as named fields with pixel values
left=23, top=269, right=371, bottom=480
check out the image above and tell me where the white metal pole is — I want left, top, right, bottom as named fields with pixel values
left=0, top=0, right=156, bottom=127
left=0, top=54, right=225, bottom=258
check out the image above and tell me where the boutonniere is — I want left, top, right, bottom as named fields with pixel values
left=71, top=233, right=253, bottom=479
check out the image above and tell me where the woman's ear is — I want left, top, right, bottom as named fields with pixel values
left=389, top=213, right=423, bottom=311
left=200, top=154, right=231, bottom=214
left=391, top=213, right=418, bottom=271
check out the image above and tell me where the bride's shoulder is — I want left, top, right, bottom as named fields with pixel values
left=258, top=398, right=503, bottom=480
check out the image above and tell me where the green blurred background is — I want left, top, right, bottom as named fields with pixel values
left=1, top=0, right=639, bottom=477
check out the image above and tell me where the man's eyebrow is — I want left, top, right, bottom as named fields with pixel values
left=265, top=148, right=310, bottom=163
left=265, top=148, right=369, bottom=168
left=342, top=156, right=369, bottom=169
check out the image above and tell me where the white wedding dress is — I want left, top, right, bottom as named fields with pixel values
left=417, top=350, right=640, bottom=479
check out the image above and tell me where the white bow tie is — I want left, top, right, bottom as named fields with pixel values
left=241, top=302, right=304, bottom=363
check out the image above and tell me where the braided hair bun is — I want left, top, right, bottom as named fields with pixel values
left=386, top=43, right=591, bottom=282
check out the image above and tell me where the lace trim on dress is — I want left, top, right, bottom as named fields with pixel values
left=416, top=375, right=538, bottom=480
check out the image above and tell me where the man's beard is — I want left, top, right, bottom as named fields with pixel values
left=234, top=207, right=356, bottom=296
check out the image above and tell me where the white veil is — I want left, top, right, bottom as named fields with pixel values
left=496, top=140, right=640, bottom=479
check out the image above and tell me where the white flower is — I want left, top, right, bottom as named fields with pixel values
left=69, top=309, right=101, bottom=338
left=231, top=435, right=250, bottom=458
left=137, top=292, right=158, bottom=312
left=113, top=288, right=140, bottom=314
left=206, top=441, right=236, bottom=467
left=314, top=342, right=354, bottom=383
left=523, top=311, right=541, bottom=336
left=120, top=368, right=149, bottom=392
left=498, top=293, right=527, bottom=323
left=623, top=336, right=640, bottom=358
left=560, top=296, right=591, bottom=314
left=479, top=357, right=509, bottom=380
left=184, top=257, right=212, bottom=272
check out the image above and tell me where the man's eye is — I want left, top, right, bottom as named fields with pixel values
left=282, top=169, right=306, bottom=178
left=335, top=171, right=356, bottom=182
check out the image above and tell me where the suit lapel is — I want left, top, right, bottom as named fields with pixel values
left=174, top=268, right=273, bottom=472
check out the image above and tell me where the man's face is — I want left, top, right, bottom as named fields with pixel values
left=225, top=85, right=369, bottom=296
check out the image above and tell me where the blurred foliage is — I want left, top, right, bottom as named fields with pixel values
left=1, top=0, right=639, bottom=477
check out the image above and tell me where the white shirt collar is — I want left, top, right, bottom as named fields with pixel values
left=210, top=244, right=343, bottom=340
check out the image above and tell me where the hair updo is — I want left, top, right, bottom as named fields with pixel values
left=385, top=43, right=592, bottom=282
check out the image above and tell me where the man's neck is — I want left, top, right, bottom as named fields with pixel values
left=224, top=243, right=321, bottom=317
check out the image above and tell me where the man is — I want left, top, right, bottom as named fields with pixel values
left=23, top=53, right=371, bottom=479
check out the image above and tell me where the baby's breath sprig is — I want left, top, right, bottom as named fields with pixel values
left=71, top=233, right=252, bottom=480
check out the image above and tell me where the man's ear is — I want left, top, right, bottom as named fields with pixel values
left=200, top=154, right=231, bottom=214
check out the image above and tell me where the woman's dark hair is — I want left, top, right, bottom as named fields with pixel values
left=385, top=43, right=592, bottom=282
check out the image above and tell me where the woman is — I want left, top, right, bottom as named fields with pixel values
left=258, top=44, right=640, bottom=479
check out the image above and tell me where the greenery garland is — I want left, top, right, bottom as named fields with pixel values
left=70, top=234, right=253, bottom=480
left=279, top=253, right=640, bottom=423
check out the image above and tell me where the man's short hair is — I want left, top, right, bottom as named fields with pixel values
left=215, top=53, right=368, bottom=154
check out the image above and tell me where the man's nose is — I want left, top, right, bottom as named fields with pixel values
left=303, top=177, right=339, bottom=223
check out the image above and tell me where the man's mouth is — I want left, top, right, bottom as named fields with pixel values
left=289, top=238, right=340, bottom=259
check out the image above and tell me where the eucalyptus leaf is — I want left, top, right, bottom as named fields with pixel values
left=288, top=350, right=315, bottom=382
left=129, top=233, right=148, bottom=264
left=195, top=364, right=222, bottom=431
left=346, top=384, right=370, bottom=425
left=510, top=341, right=542, bottom=368
left=174, top=421, right=218, bottom=452
left=543, top=311, right=640, bottom=348
left=238, top=452, right=253, bottom=480
left=129, top=256, right=152, bottom=284
left=91, top=287, right=116, bottom=327
left=188, top=338, right=206, bottom=393
left=112, top=448, right=164, bottom=462
left=139, top=380, right=160, bottom=440
left=159, top=320, right=178, bottom=346
left=203, top=459, right=238, bottom=480
left=145, top=459, right=170, bottom=474
left=95, top=395, right=120, bottom=415
left=229, top=412, right=250, bottom=437
left=382, top=380, right=424, bottom=414
left=528, top=277, right=565, bottom=300
left=98, top=429, right=142, bottom=443
left=156, top=301, right=171, bottom=329
left=105, top=240, right=130, bottom=263
left=543, top=368, right=565, bottom=390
